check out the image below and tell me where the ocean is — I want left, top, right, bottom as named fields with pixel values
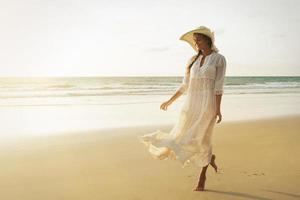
left=1, top=76, right=300, bottom=107
left=0, top=76, right=300, bottom=139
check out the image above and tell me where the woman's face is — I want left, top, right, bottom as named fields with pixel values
left=193, top=34, right=209, bottom=50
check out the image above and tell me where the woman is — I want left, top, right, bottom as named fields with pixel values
left=138, top=26, right=227, bottom=192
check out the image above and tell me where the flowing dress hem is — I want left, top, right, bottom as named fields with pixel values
left=137, top=132, right=213, bottom=168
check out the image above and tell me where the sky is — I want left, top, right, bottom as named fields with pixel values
left=0, top=0, right=299, bottom=77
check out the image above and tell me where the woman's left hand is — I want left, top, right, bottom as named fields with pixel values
left=215, top=110, right=222, bottom=123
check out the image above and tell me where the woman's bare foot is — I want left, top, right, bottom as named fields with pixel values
left=193, top=174, right=206, bottom=191
left=210, top=154, right=218, bottom=173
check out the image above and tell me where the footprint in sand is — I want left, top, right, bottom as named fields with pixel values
left=242, top=171, right=265, bottom=177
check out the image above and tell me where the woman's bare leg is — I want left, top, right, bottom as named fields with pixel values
left=193, top=154, right=218, bottom=191
left=193, top=164, right=208, bottom=191
left=210, top=154, right=218, bottom=173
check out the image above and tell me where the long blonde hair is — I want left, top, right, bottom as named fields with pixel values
left=186, top=50, right=201, bottom=76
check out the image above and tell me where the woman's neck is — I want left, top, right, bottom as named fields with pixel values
left=201, top=48, right=213, bottom=56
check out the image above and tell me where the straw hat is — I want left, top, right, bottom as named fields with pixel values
left=179, top=26, right=219, bottom=53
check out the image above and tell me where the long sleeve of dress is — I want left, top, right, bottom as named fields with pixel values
left=214, top=55, right=227, bottom=95
left=177, top=71, right=190, bottom=94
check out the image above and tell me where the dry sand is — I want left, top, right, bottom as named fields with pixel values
left=0, top=115, right=300, bottom=200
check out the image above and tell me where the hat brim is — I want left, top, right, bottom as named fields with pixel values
left=179, top=29, right=218, bottom=52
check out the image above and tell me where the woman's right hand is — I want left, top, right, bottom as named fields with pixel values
left=160, top=100, right=172, bottom=111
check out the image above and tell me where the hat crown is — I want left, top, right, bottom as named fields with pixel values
left=194, top=26, right=215, bottom=42
left=197, top=25, right=210, bottom=30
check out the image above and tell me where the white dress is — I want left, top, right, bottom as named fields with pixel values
left=139, top=51, right=227, bottom=168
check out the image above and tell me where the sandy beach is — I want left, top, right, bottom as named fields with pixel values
left=0, top=115, right=299, bottom=200
left=1, top=0, right=299, bottom=199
